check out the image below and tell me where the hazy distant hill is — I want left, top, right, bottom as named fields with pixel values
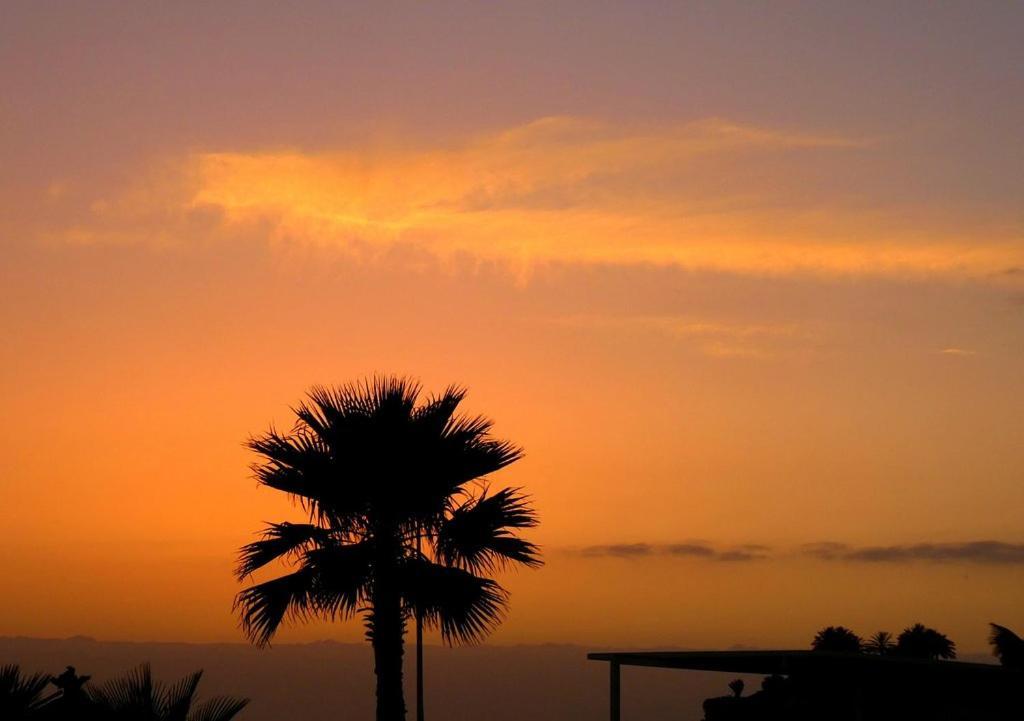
left=1, top=636, right=747, bottom=721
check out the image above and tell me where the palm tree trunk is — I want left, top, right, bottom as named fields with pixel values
left=371, top=587, right=407, bottom=721
left=370, top=525, right=407, bottom=721
left=415, top=529, right=425, bottom=721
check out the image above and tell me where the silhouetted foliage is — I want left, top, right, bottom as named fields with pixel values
left=703, top=673, right=793, bottom=720
left=0, top=664, right=246, bottom=720
left=989, top=623, right=1024, bottom=668
left=234, top=377, right=541, bottom=721
left=895, top=623, right=956, bottom=660
left=89, top=664, right=248, bottom=721
left=0, top=665, right=52, bottom=719
left=811, top=626, right=862, bottom=653
left=863, top=631, right=895, bottom=656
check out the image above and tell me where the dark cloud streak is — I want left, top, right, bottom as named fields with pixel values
left=579, top=542, right=769, bottom=562
left=580, top=543, right=654, bottom=558
left=577, top=540, right=1024, bottom=565
left=803, top=541, right=1024, bottom=565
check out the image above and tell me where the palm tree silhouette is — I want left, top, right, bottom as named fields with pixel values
left=895, top=623, right=956, bottom=660
left=863, top=630, right=895, bottom=655
left=88, top=664, right=249, bottom=721
left=234, top=377, right=541, bottom=721
left=810, top=626, right=863, bottom=653
left=0, top=665, right=51, bottom=719
left=988, top=623, right=1024, bottom=668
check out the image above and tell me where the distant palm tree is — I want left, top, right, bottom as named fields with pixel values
left=811, top=626, right=862, bottom=653
left=89, top=664, right=248, bottom=721
left=895, top=623, right=956, bottom=660
left=234, top=378, right=541, bottom=721
left=988, top=623, right=1024, bottom=668
left=0, top=665, right=51, bottom=719
left=863, top=631, right=895, bottom=656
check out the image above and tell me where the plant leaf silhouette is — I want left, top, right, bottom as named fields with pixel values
left=400, top=558, right=509, bottom=644
left=0, top=665, right=52, bottom=718
left=989, top=623, right=1024, bottom=668
left=163, top=670, right=203, bottom=721
left=236, top=523, right=333, bottom=579
left=89, top=664, right=248, bottom=721
left=188, top=697, right=251, bottom=721
left=437, top=487, right=541, bottom=573
left=863, top=630, right=895, bottom=655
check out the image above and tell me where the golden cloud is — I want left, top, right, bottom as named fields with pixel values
left=64, top=116, right=1024, bottom=279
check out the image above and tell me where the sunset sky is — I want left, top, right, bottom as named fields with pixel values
left=2, top=2, right=1023, bottom=654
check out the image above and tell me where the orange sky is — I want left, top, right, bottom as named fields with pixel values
left=2, top=2, right=1023, bottom=654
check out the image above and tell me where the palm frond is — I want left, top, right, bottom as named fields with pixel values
left=236, top=539, right=375, bottom=646
left=442, top=413, right=495, bottom=444
left=235, top=566, right=318, bottom=647
left=188, top=696, right=250, bottom=721
left=306, top=377, right=421, bottom=423
left=411, top=418, right=524, bottom=506
left=989, top=623, right=1024, bottom=668
left=863, top=630, right=895, bottom=655
left=236, top=522, right=332, bottom=580
left=89, top=663, right=159, bottom=716
left=363, top=376, right=422, bottom=419
left=442, top=439, right=524, bottom=488
left=400, top=559, right=509, bottom=645
left=163, top=670, right=203, bottom=721
left=293, top=383, right=380, bottom=445
left=247, top=429, right=368, bottom=526
left=0, top=665, right=52, bottom=712
left=413, top=386, right=468, bottom=435
left=303, top=541, right=374, bottom=619
left=247, top=430, right=330, bottom=498
left=437, top=487, right=542, bottom=572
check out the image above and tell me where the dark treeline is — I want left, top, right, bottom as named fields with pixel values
left=809, top=622, right=1024, bottom=665
left=811, top=623, right=956, bottom=659
left=702, top=622, right=1024, bottom=720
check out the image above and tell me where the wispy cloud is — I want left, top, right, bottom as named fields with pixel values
left=173, top=117, right=1022, bottom=279
left=803, top=541, right=1024, bottom=565
left=578, top=542, right=770, bottom=562
left=939, top=348, right=977, bottom=357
